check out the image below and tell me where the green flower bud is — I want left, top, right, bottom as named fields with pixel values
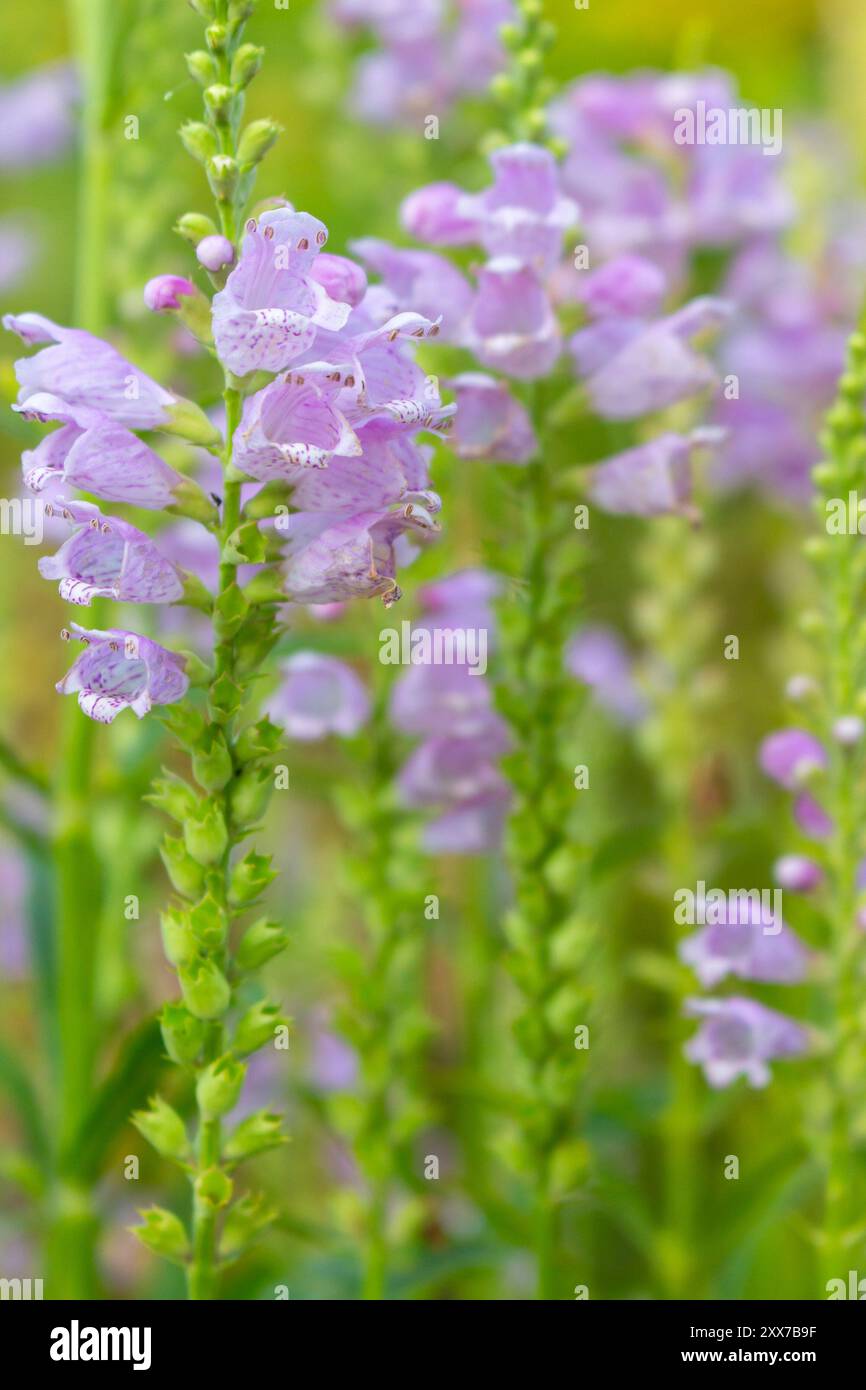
left=235, top=917, right=289, bottom=972
left=543, top=981, right=587, bottom=1035
left=192, top=726, right=234, bottom=792
left=234, top=718, right=283, bottom=764
left=183, top=798, right=229, bottom=866
left=233, top=1000, right=287, bottom=1056
left=162, top=395, right=223, bottom=447
left=131, top=1095, right=190, bottom=1162
left=160, top=1003, right=207, bottom=1065
left=221, top=1191, right=277, bottom=1259
left=229, top=763, right=274, bottom=825
left=229, top=850, right=277, bottom=906
left=204, top=83, right=233, bottom=122
left=185, top=49, right=219, bottom=85
left=188, top=0, right=217, bottom=17
left=194, top=1165, right=233, bottom=1211
left=237, top=119, right=281, bottom=167
left=207, top=153, right=239, bottom=202
left=549, top=1137, right=589, bottom=1198
left=131, top=1206, right=190, bottom=1265
left=231, top=43, right=264, bottom=87
left=208, top=671, right=244, bottom=721
left=196, top=1054, right=246, bottom=1120
left=160, top=906, right=198, bottom=969
left=179, top=956, right=231, bottom=1020
left=186, top=893, right=228, bottom=953
left=175, top=211, right=218, bottom=244
left=205, top=21, right=228, bottom=52
left=146, top=770, right=198, bottom=823
left=225, top=1110, right=287, bottom=1162
left=179, top=120, right=217, bottom=164
left=214, top=581, right=249, bottom=640
left=168, top=477, right=220, bottom=528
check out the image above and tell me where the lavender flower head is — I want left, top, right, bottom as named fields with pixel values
left=685, top=996, right=807, bottom=1089
left=266, top=652, right=370, bottom=740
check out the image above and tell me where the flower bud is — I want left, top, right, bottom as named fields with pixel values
left=231, top=42, right=264, bottom=88
left=309, top=252, right=367, bottom=308
left=192, top=726, right=234, bottom=792
left=188, top=0, right=216, bottom=16
left=196, top=233, right=235, bottom=272
left=224, top=1110, right=287, bottom=1162
left=179, top=120, right=217, bottom=164
left=160, top=1002, right=207, bottom=1065
left=229, top=763, right=274, bottom=825
left=233, top=999, right=286, bottom=1056
left=237, top=119, right=281, bottom=167
left=144, top=274, right=198, bottom=314
left=207, top=153, right=239, bottom=201
left=188, top=893, right=228, bottom=952
left=235, top=917, right=289, bottom=972
left=194, top=1166, right=233, bottom=1211
left=160, top=906, right=198, bottom=969
left=131, top=1206, right=190, bottom=1264
left=179, top=956, right=231, bottom=1019
left=176, top=211, right=218, bottom=244
left=162, top=395, right=223, bottom=447
left=221, top=1192, right=277, bottom=1258
left=773, top=854, right=823, bottom=893
left=234, top=718, right=283, bottom=763
left=185, top=49, right=218, bottom=85
left=146, top=770, right=198, bottom=823
left=205, top=21, right=228, bottom=52
left=196, top=1054, right=246, bottom=1119
left=132, top=1095, right=190, bottom=1161
left=204, top=83, right=233, bottom=122
left=183, top=798, right=229, bottom=866
left=229, top=850, right=276, bottom=906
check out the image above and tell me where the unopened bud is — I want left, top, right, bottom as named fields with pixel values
left=237, top=119, right=281, bottom=167
left=160, top=1002, right=207, bottom=1065
left=132, top=1095, right=190, bottom=1161
left=196, top=1054, right=246, bottom=1119
left=179, top=955, right=231, bottom=1019
left=233, top=1000, right=286, bottom=1056
left=131, top=1207, right=189, bottom=1264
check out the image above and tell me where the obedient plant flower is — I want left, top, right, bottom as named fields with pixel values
left=565, top=625, right=646, bottom=724
left=266, top=652, right=370, bottom=740
left=282, top=501, right=440, bottom=606
left=38, top=500, right=184, bottom=606
left=684, top=997, right=808, bottom=1089
left=468, top=259, right=561, bottom=380
left=12, top=393, right=207, bottom=513
left=349, top=241, right=472, bottom=335
left=56, top=624, right=189, bottom=724
left=211, top=207, right=352, bottom=375
left=0, top=62, right=77, bottom=169
left=144, top=275, right=198, bottom=312
left=196, top=234, right=236, bottom=273
left=574, top=253, right=666, bottom=319
left=759, top=729, right=827, bottom=789
left=449, top=372, right=536, bottom=463
left=773, top=854, right=824, bottom=894
left=232, top=373, right=361, bottom=478
left=571, top=297, right=731, bottom=420
left=455, top=143, right=579, bottom=274
left=679, top=899, right=810, bottom=988
left=4, top=313, right=217, bottom=443
left=587, top=429, right=722, bottom=518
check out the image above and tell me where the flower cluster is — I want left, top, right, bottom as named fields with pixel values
left=329, top=0, right=514, bottom=127
left=390, top=569, right=509, bottom=853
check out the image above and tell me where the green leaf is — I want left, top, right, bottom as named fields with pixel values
left=0, top=1042, right=49, bottom=1169
left=67, top=1020, right=166, bottom=1181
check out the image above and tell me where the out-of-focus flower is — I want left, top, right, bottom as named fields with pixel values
left=684, top=996, right=807, bottom=1089
left=0, top=840, right=28, bottom=980
left=266, top=652, right=369, bottom=740
left=0, top=63, right=77, bottom=169
left=565, top=625, right=646, bottom=723
left=759, top=729, right=827, bottom=790
left=679, top=899, right=810, bottom=988
left=449, top=373, right=536, bottom=463
left=587, top=429, right=721, bottom=518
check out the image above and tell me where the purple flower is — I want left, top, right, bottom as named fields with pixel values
left=57, top=624, right=189, bottom=724
left=4, top=313, right=177, bottom=430
left=282, top=425, right=436, bottom=515
left=467, top=259, right=561, bottom=380
left=587, top=429, right=721, bottom=518
left=211, top=208, right=352, bottom=376
left=0, top=222, right=33, bottom=292
left=13, top=392, right=196, bottom=510
left=577, top=253, right=666, bottom=319
left=565, top=625, right=646, bottom=723
left=422, top=783, right=510, bottom=855
left=416, top=568, right=500, bottom=635
left=401, top=181, right=482, bottom=245
left=350, top=240, right=473, bottom=336
left=196, top=235, right=236, bottom=273
left=281, top=501, right=439, bottom=606
left=308, top=1010, right=358, bottom=1091
left=266, top=652, right=370, bottom=740
left=397, top=725, right=509, bottom=807
left=571, top=296, right=731, bottom=419
left=685, top=996, right=807, bottom=1089
left=38, top=500, right=184, bottom=606
left=391, top=660, right=496, bottom=738
left=310, top=253, right=368, bottom=308
left=449, top=373, right=536, bottom=463
left=679, top=900, right=810, bottom=988
left=793, top=792, right=833, bottom=840
left=759, top=729, right=827, bottom=789
left=773, top=854, right=823, bottom=893
left=0, top=63, right=76, bottom=169
left=457, top=143, right=578, bottom=273
left=0, top=841, right=28, bottom=980
left=144, top=275, right=197, bottom=313
left=232, top=373, right=361, bottom=479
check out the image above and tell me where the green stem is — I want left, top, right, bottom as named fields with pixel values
left=46, top=0, right=115, bottom=1301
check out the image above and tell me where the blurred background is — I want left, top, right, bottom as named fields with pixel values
left=1, top=0, right=864, bottom=1300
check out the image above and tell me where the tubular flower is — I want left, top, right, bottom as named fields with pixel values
left=266, top=652, right=370, bottom=740
left=684, top=997, right=807, bottom=1089
left=281, top=501, right=440, bottom=607
left=56, top=624, right=189, bottom=724
left=38, top=500, right=184, bottom=606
